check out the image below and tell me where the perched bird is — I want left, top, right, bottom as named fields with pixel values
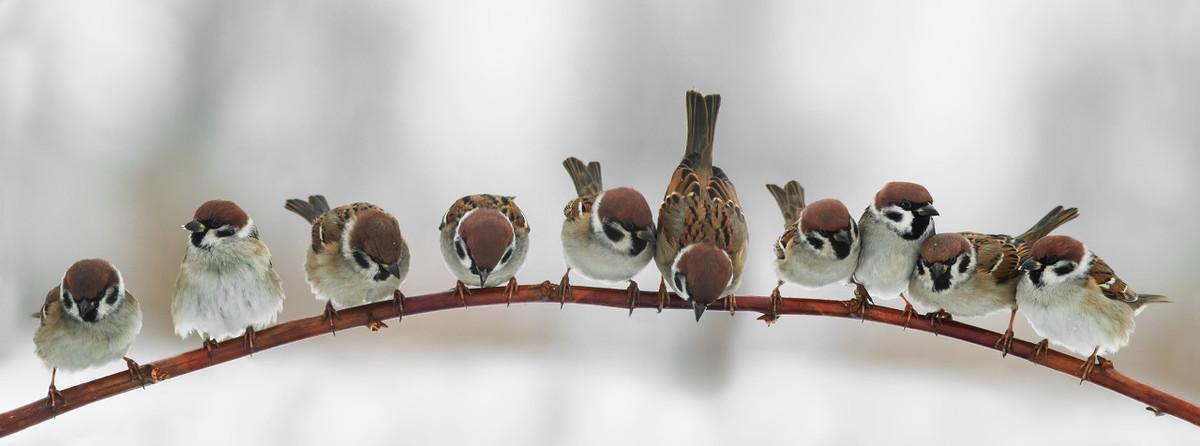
left=172, top=200, right=285, bottom=353
left=655, top=90, right=749, bottom=321
left=765, top=180, right=860, bottom=323
left=439, top=194, right=530, bottom=304
left=908, top=206, right=1078, bottom=353
left=33, top=259, right=144, bottom=410
left=850, top=181, right=939, bottom=317
left=1016, top=235, right=1168, bottom=381
left=560, top=157, right=656, bottom=313
left=285, top=195, right=409, bottom=331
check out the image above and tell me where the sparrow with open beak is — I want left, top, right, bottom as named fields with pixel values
left=173, top=200, right=285, bottom=353
left=1016, top=235, right=1168, bottom=381
left=764, top=180, right=859, bottom=324
left=849, top=181, right=939, bottom=318
left=285, top=195, right=409, bottom=331
left=33, top=259, right=144, bottom=411
left=560, top=157, right=655, bottom=313
left=439, top=194, right=530, bottom=305
left=908, top=206, right=1078, bottom=353
left=655, top=90, right=749, bottom=321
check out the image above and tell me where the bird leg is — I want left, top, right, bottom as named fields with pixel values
left=842, top=280, right=873, bottom=321
left=243, top=326, right=257, bottom=354
left=321, top=301, right=339, bottom=336
left=926, top=310, right=952, bottom=335
left=202, top=338, right=218, bottom=358
left=123, top=357, right=147, bottom=389
left=393, top=290, right=406, bottom=323
left=1078, top=346, right=1101, bottom=383
left=994, top=308, right=1018, bottom=357
left=365, top=311, right=388, bottom=332
left=657, top=277, right=669, bottom=313
left=899, top=293, right=916, bottom=329
left=455, top=280, right=471, bottom=307
left=1030, top=339, right=1050, bottom=361
left=626, top=280, right=640, bottom=317
left=504, top=277, right=519, bottom=306
left=725, top=294, right=737, bottom=316
left=558, top=269, right=572, bottom=309
left=45, top=368, right=65, bottom=412
left=757, top=280, right=784, bottom=327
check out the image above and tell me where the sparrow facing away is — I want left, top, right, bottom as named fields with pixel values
left=33, top=259, right=144, bottom=410
left=172, top=200, right=285, bottom=353
left=764, top=181, right=860, bottom=324
left=560, top=157, right=656, bottom=312
left=439, top=194, right=530, bottom=304
left=1016, top=235, right=1168, bottom=380
left=849, top=181, right=939, bottom=316
left=285, top=195, right=409, bottom=331
left=655, top=90, right=749, bottom=321
left=908, top=206, right=1078, bottom=353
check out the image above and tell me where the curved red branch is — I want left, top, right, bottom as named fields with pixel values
left=2, top=281, right=1196, bottom=437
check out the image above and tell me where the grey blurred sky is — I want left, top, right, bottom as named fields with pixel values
left=1, top=0, right=1197, bottom=443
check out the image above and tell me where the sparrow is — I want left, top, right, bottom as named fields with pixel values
left=1016, top=235, right=1168, bottom=381
left=559, top=156, right=656, bottom=313
left=764, top=180, right=860, bottom=324
left=172, top=200, right=285, bottom=354
left=655, top=90, right=749, bottom=321
left=908, top=206, right=1078, bottom=353
left=439, top=194, right=530, bottom=305
left=33, top=259, right=144, bottom=411
left=285, top=195, right=409, bottom=332
left=849, top=181, right=939, bottom=317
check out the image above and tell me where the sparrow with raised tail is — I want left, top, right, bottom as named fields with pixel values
left=285, top=195, right=409, bottom=332
left=560, top=157, right=656, bottom=313
left=908, top=206, right=1078, bottom=353
left=764, top=181, right=859, bottom=324
left=439, top=194, right=530, bottom=305
left=33, top=259, right=144, bottom=410
left=172, top=200, right=285, bottom=354
left=655, top=90, right=749, bottom=321
left=1016, top=235, right=1168, bottom=381
left=849, top=181, right=939, bottom=317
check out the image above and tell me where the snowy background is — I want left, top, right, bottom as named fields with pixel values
left=1, top=0, right=1198, bottom=443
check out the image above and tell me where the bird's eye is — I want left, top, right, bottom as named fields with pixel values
left=215, top=227, right=237, bottom=237
left=352, top=251, right=370, bottom=269
left=898, top=200, right=913, bottom=210
left=455, top=239, right=467, bottom=259
left=500, top=247, right=513, bottom=264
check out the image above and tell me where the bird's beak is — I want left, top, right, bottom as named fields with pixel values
left=636, top=229, right=656, bottom=243
left=832, top=230, right=852, bottom=244
left=1020, top=259, right=1043, bottom=272
left=477, top=268, right=491, bottom=288
left=915, top=205, right=939, bottom=217
left=386, top=263, right=403, bottom=279
left=693, top=301, right=707, bottom=322
left=183, top=220, right=205, bottom=232
left=76, top=300, right=97, bottom=321
left=930, top=263, right=949, bottom=278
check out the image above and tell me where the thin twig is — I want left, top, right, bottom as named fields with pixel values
left=1, top=281, right=1196, bottom=437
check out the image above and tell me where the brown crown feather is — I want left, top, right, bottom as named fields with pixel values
left=597, top=187, right=653, bottom=230
left=677, top=244, right=732, bottom=305
left=62, top=259, right=119, bottom=301
left=920, top=233, right=972, bottom=263
left=874, top=182, right=933, bottom=209
left=799, top=199, right=852, bottom=233
left=1029, top=235, right=1086, bottom=263
left=193, top=200, right=249, bottom=228
left=459, top=208, right=514, bottom=269
left=348, top=209, right=404, bottom=265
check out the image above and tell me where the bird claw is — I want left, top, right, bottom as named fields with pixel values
left=1030, top=339, right=1050, bottom=361
left=504, top=277, right=518, bottom=306
left=926, top=310, right=952, bottom=335
left=725, top=294, right=737, bottom=316
left=995, top=329, right=1015, bottom=358
left=455, top=280, right=471, bottom=307
left=1079, top=349, right=1101, bottom=384
left=843, top=282, right=873, bottom=321
left=626, top=280, right=639, bottom=317
left=243, top=326, right=256, bottom=354
left=124, top=357, right=147, bottom=389
left=900, top=302, right=915, bottom=330
left=45, top=384, right=65, bottom=412
left=321, top=301, right=339, bottom=336
left=657, top=277, right=669, bottom=313
left=365, top=311, right=388, bottom=332
left=758, top=281, right=784, bottom=327
left=393, top=290, right=406, bottom=323
left=202, top=338, right=218, bottom=359
left=558, top=269, right=572, bottom=309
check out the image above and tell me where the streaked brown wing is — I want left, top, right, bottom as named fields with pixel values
left=962, top=232, right=1021, bottom=283
left=563, top=195, right=595, bottom=221
left=313, top=202, right=382, bottom=253
left=1089, top=255, right=1138, bottom=302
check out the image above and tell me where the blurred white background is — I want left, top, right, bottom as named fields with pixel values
left=1, top=0, right=1198, bottom=443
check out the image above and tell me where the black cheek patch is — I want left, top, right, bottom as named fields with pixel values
left=805, top=236, right=824, bottom=251
left=61, top=297, right=73, bottom=308
left=353, top=251, right=370, bottom=269
left=603, top=225, right=624, bottom=242
left=501, top=249, right=513, bottom=264
left=1053, top=264, right=1076, bottom=276
left=455, top=241, right=467, bottom=259
left=216, top=228, right=236, bottom=237
left=958, top=255, right=971, bottom=274
left=885, top=211, right=903, bottom=222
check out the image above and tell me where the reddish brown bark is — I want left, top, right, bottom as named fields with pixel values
left=2, top=282, right=1195, bottom=437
